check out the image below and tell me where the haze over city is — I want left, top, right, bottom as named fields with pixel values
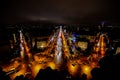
left=0, top=0, right=120, bottom=80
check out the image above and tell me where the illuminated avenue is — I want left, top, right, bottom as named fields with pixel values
left=0, top=25, right=120, bottom=80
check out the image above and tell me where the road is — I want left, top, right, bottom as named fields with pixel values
left=1, top=27, right=100, bottom=80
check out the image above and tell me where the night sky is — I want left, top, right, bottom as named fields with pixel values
left=0, top=0, right=120, bottom=25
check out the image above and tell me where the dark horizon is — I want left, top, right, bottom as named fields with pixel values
left=0, top=0, right=120, bottom=26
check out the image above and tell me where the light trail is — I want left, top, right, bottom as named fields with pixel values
left=20, top=30, right=32, bottom=61
left=20, top=30, right=24, bottom=60
left=55, top=26, right=63, bottom=66
left=61, top=28, right=69, bottom=58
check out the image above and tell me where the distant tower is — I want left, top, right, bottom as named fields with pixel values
left=101, top=21, right=105, bottom=27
